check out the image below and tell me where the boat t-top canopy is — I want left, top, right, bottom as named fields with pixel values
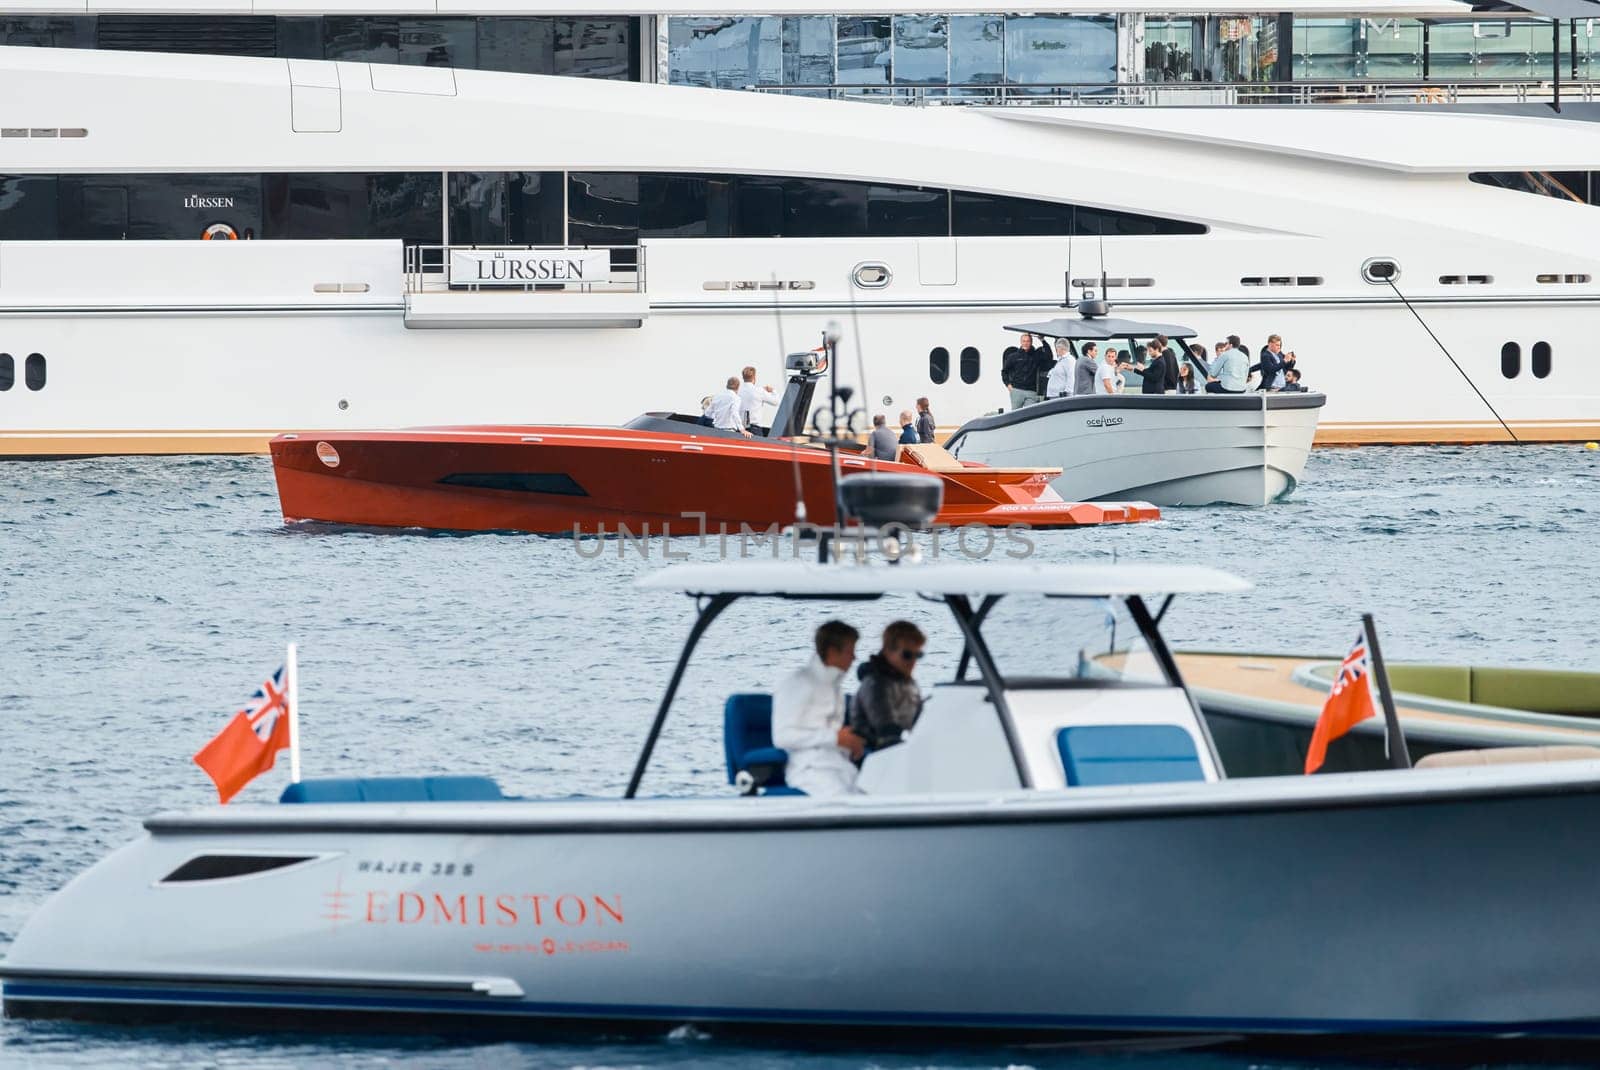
left=637, top=561, right=1250, bottom=599
left=628, top=560, right=1246, bottom=798
left=1005, top=317, right=1196, bottom=341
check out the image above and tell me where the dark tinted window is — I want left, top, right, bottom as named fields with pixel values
left=161, top=854, right=315, bottom=883
left=400, top=18, right=476, bottom=67
left=439, top=472, right=588, bottom=495
left=782, top=179, right=868, bottom=238
left=264, top=173, right=441, bottom=245
left=96, top=15, right=276, bottom=56
left=568, top=172, right=639, bottom=248
left=929, top=346, right=950, bottom=384
left=323, top=16, right=397, bottom=62
left=60, top=173, right=263, bottom=241
left=1, top=16, right=639, bottom=79
left=24, top=353, right=45, bottom=391
left=1500, top=341, right=1521, bottom=379
left=959, top=346, right=980, bottom=384
left=1, top=16, right=95, bottom=48
left=276, top=16, right=322, bottom=60
left=451, top=171, right=564, bottom=245
left=868, top=185, right=947, bottom=237
left=0, top=354, right=12, bottom=391
left=1531, top=340, right=1551, bottom=379
left=556, top=18, right=636, bottom=80
left=478, top=17, right=555, bottom=75
left=0, top=176, right=60, bottom=240
left=449, top=171, right=508, bottom=245
left=640, top=174, right=734, bottom=239
left=953, top=190, right=1204, bottom=236
left=508, top=172, right=565, bottom=245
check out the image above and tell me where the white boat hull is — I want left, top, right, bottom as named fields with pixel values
left=945, top=393, right=1325, bottom=507
left=8, top=766, right=1600, bottom=1043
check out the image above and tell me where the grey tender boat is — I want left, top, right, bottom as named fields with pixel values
left=6, top=559, right=1600, bottom=1048
left=946, top=313, right=1324, bottom=507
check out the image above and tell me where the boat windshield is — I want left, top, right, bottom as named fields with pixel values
left=976, top=595, right=1171, bottom=687
left=1037, top=334, right=1203, bottom=392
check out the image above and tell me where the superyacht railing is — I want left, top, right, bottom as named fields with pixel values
left=747, top=78, right=1600, bottom=107
left=404, top=244, right=646, bottom=295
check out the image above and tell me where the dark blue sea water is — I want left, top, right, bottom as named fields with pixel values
left=2, top=446, right=1598, bottom=1068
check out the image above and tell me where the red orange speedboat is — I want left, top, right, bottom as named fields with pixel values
left=270, top=353, right=1158, bottom=534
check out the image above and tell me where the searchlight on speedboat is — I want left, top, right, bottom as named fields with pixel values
left=945, top=305, right=1325, bottom=507
left=8, top=552, right=1600, bottom=1049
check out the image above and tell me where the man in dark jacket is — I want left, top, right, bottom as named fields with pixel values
left=1002, top=332, right=1050, bottom=409
left=852, top=620, right=926, bottom=752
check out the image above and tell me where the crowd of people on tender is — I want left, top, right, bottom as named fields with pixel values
left=771, top=619, right=928, bottom=796
left=1002, top=331, right=1307, bottom=409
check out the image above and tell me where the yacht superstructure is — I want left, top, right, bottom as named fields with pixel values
left=3, top=1, right=1600, bottom=455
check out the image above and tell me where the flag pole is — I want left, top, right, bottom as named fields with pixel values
left=287, top=642, right=302, bottom=783
left=1361, top=613, right=1411, bottom=769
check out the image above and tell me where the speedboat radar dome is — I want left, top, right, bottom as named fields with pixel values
left=840, top=472, right=943, bottom=528
left=1077, top=298, right=1111, bottom=319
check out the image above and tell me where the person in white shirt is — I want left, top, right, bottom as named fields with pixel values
left=1045, top=339, right=1075, bottom=398
left=737, top=365, right=777, bottom=434
left=706, top=377, right=748, bottom=435
left=1100, top=348, right=1122, bottom=395
left=771, top=620, right=865, bottom=796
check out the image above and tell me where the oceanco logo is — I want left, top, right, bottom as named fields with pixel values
left=1085, top=416, right=1124, bottom=428
left=183, top=195, right=235, bottom=209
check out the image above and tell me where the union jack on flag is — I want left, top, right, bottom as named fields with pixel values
left=1304, top=632, right=1379, bottom=775
left=193, top=662, right=294, bottom=803
left=244, top=666, right=290, bottom=743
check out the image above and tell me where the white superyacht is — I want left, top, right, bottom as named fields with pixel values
left=2, top=1, right=1599, bottom=455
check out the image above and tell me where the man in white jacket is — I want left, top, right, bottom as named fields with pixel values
left=772, top=620, right=865, bottom=796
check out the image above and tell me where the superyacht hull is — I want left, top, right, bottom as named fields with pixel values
left=944, top=393, right=1325, bottom=507
left=8, top=766, right=1600, bottom=1042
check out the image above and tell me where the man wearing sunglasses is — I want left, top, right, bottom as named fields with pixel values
left=851, top=620, right=927, bottom=754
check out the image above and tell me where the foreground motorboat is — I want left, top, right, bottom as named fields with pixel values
left=8, top=535, right=1600, bottom=1046
left=1178, top=650, right=1600, bottom=777
left=945, top=312, right=1324, bottom=507
left=270, top=348, right=1158, bottom=534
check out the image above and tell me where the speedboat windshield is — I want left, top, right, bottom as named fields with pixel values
left=977, top=596, right=1169, bottom=686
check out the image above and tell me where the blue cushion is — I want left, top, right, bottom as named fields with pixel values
left=1057, top=725, right=1205, bottom=787
left=762, top=786, right=807, bottom=796
left=279, top=776, right=504, bottom=804
left=724, top=693, right=788, bottom=788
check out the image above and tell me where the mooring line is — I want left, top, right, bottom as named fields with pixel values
left=1386, top=278, right=1518, bottom=443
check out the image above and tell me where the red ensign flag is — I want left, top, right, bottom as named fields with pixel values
left=1304, top=634, right=1378, bottom=774
left=193, top=665, right=291, bottom=803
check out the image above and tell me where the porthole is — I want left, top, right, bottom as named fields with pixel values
left=851, top=262, right=892, bottom=289
left=1532, top=341, right=1552, bottom=379
left=1361, top=258, right=1400, bottom=284
left=0, top=353, right=12, bottom=391
left=929, top=346, right=950, bottom=385
left=959, top=346, right=980, bottom=385
left=1500, top=341, right=1521, bottom=379
left=24, top=352, right=45, bottom=391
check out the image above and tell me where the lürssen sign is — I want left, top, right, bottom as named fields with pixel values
left=449, top=248, right=612, bottom=288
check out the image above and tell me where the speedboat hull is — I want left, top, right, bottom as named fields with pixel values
left=9, top=766, right=1600, bottom=1041
left=269, top=427, right=1158, bottom=533
left=945, top=393, right=1325, bottom=507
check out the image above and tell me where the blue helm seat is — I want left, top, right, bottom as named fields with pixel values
left=723, top=693, right=795, bottom=795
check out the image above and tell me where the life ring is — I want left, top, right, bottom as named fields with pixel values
left=202, top=222, right=238, bottom=241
